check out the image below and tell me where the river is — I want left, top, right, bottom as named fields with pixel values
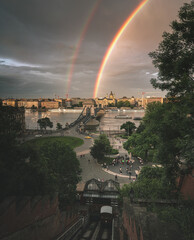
left=25, top=109, right=82, bottom=129
left=25, top=109, right=145, bottom=130
left=99, top=109, right=145, bottom=131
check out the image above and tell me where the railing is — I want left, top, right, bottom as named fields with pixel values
left=68, top=106, right=100, bottom=129
left=112, top=218, right=114, bottom=240
left=55, top=217, right=85, bottom=240
left=69, top=106, right=86, bottom=128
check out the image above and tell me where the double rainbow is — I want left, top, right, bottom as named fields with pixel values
left=93, top=0, right=149, bottom=98
left=66, top=0, right=103, bottom=98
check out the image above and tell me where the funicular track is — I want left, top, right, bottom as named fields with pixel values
left=78, top=220, right=112, bottom=240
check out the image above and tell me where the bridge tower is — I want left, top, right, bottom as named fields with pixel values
left=83, top=99, right=95, bottom=116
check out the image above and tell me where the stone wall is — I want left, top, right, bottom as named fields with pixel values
left=0, top=195, right=80, bottom=240
left=120, top=199, right=183, bottom=240
left=179, top=169, right=194, bottom=200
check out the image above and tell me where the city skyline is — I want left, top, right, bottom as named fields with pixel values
left=0, top=0, right=190, bottom=98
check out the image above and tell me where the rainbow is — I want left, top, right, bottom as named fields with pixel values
left=66, top=0, right=102, bottom=98
left=93, top=0, right=149, bottom=98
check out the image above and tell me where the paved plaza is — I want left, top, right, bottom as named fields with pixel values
left=73, top=129, right=144, bottom=186
left=24, top=127, right=144, bottom=186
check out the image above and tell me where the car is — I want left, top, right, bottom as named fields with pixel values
left=84, top=136, right=91, bottom=139
left=35, top=134, right=42, bottom=137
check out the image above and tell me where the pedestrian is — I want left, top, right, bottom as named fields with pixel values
left=88, top=159, right=90, bottom=163
left=106, top=165, right=109, bottom=171
left=115, top=175, right=118, bottom=181
left=119, top=167, right=122, bottom=174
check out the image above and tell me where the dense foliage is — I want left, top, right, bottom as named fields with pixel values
left=124, top=1, right=194, bottom=184
left=37, top=117, right=53, bottom=130
left=120, top=121, right=136, bottom=136
left=120, top=166, right=175, bottom=200
left=90, top=134, right=113, bottom=162
left=150, top=202, right=194, bottom=240
left=149, top=1, right=194, bottom=97
left=72, top=101, right=83, bottom=108
left=122, top=3, right=194, bottom=238
left=56, top=122, right=63, bottom=130
left=0, top=134, right=82, bottom=208
left=117, top=101, right=131, bottom=108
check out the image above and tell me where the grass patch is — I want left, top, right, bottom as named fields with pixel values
left=24, top=136, right=84, bottom=150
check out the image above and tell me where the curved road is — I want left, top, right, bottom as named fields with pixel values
left=24, top=127, right=134, bottom=185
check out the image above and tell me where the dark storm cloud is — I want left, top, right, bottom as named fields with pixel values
left=0, top=0, right=191, bottom=98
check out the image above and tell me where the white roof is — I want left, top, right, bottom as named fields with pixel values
left=100, top=206, right=113, bottom=214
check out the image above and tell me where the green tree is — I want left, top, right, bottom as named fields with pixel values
left=90, top=134, right=112, bottom=162
left=149, top=1, right=194, bottom=97
left=0, top=138, right=81, bottom=208
left=56, top=122, right=63, bottom=130
left=107, top=102, right=115, bottom=107
left=78, top=101, right=83, bottom=107
left=116, top=101, right=124, bottom=108
left=38, top=141, right=81, bottom=208
left=124, top=101, right=194, bottom=183
left=31, top=105, right=37, bottom=110
left=120, top=121, right=136, bottom=136
left=120, top=166, right=175, bottom=200
left=123, top=101, right=131, bottom=107
left=37, top=117, right=53, bottom=131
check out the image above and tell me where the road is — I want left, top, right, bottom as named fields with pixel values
left=22, top=127, right=143, bottom=186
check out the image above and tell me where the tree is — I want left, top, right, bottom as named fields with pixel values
left=0, top=137, right=81, bottom=208
left=123, top=101, right=131, bottom=107
left=78, top=101, right=83, bottom=107
left=37, top=141, right=81, bottom=208
left=120, top=121, right=136, bottom=136
left=31, top=105, right=37, bottom=110
left=108, top=102, right=115, bottom=107
left=149, top=1, right=194, bottom=98
left=56, top=122, right=63, bottom=130
left=37, top=117, right=53, bottom=131
left=124, top=101, right=194, bottom=183
left=120, top=166, right=175, bottom=200
left=90, top=134, right=112, bottom=162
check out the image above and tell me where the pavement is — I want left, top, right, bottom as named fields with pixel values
left=72, top=129, right=144, bottom=185
left=23, top=127, right=144, bottom=186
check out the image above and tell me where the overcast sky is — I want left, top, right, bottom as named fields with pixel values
left=0, top=0, right=190, bottom=99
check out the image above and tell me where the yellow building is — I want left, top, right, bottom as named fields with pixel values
left=95, top=91, right=116, bottom=108
left=18, top=100, right=39, bottom=108
left=40, top=100, right=59, bottom=109
left=142, top=97, right=164, bottom=108
left=117, top=96, right=136, bottom=105
left=2, top=99, right=17, bottom=107
left=135, top=98, right=143, bottom=107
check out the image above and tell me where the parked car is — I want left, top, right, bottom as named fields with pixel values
left=35, top=134, right=42, bottom=137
